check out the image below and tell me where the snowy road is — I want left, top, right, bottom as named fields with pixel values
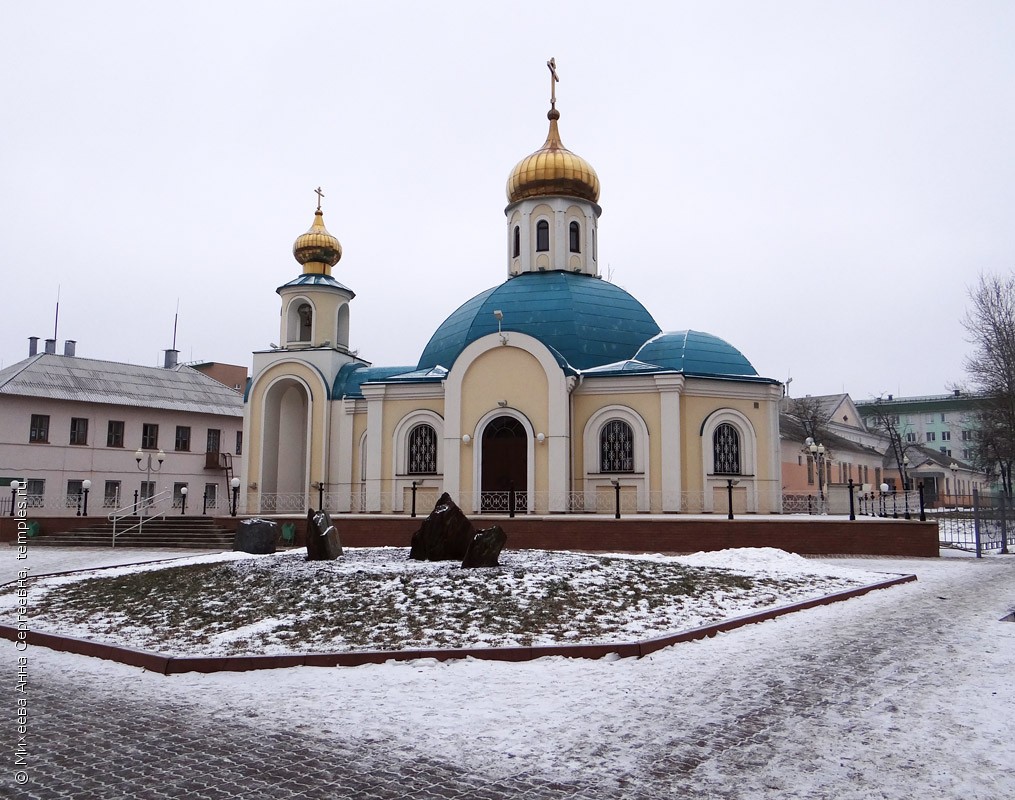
left=4, top=551, right=1014, bottom=799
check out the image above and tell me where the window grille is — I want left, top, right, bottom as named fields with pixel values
left=713, top=423, right=741, bottom=474
left=600, top=420, right=634, bottom=472
left=408, top=424, right=437, bottom=474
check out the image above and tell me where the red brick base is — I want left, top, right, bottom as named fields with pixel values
left=225, top=514, right=939, bottom=558
left=0, top=513, right=939, bottom=558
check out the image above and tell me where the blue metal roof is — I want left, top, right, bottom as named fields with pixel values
left=333, top=364, right=420, bottom=399
left=417, top=271, right=661, bottom=372
left=277, top=273, right=355, bottom=297
left=634, top=330, right=766, bottom=379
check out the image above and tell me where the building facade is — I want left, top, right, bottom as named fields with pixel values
left=242, top=75, right=784, bottom=517
left=0, top=350, right=244, bottom=516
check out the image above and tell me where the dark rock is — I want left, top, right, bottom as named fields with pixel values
left=306, top=508, right=343, bottom=560
left=233, top=518, right=278, bottom=554
left=462, top=525, right=507, bottom=568
left=409, top=492, right=475, bottom=561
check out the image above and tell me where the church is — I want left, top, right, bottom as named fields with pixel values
left=240, top=63, right=783, bottom=517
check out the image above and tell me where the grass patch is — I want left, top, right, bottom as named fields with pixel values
left=3, top=548, right=873, bottom=656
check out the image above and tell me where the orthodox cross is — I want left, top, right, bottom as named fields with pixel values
left=314, top=186, right=325, bottom=211
left=547, top=57, right=559, bottom=109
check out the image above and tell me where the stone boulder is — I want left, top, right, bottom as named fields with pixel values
left=461, top=525, right=507, bottom=568
left=233, top=518, right=278, bottom=555
left=409, top=492, right=475, bottom=561
left=306, top=508, right=343, bottom=561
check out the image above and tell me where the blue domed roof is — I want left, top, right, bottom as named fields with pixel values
left=417, top=272, right=662, bottom=372
left=634, top=330, right=759, bottom=378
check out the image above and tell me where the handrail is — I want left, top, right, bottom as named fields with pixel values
left=109, top=489, right=172, bottom=547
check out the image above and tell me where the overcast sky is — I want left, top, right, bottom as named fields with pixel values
left=2, top=2, right=1012, bottom=400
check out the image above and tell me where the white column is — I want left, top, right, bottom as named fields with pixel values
left=361, top=385, right=385, bottom=512
left=553, top=199, right=567, bottom=271
left=334, top=399, right=357, bottom=512
left=656, top=375, right=684, bottom=512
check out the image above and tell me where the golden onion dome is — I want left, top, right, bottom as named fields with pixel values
left=506, top=108, right=600, bottom=204
left=293, top=209, right=342, bottom=272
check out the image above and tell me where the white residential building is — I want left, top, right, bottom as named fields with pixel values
left=0, top=346, right=244, bottom=516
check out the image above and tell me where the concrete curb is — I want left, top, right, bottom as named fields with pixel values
left=0, top=574, right=916, bottom=673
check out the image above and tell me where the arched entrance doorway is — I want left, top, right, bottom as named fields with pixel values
left=261, top=378, right=310, bottom=505
left=480, top=415, right=527, bottom=512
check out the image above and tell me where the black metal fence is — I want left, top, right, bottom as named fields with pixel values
left=932, top=490, right=1012, bottom=557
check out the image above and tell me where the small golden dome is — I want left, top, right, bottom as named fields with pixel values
left=506, top=109, right=600, bottom=204
left=293, top=209, right=342, bottom=272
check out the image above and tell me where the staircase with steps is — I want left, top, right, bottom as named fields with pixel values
left=30, top=517, right=235, bottom=549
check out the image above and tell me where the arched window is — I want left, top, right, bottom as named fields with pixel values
left=600, top=419, right=634, bottom=473
left=713, top=423, right=741, bottom=474
left=297, top=303, right=313, bottom=342
left=407, top=424, right=437, bottom=474
left=512, top=226, right=520, bottom=258
left=569, top=221, right=580, bottom=253
left=536, top=220, right=549, bottom=252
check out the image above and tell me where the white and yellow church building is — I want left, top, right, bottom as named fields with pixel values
left=241, top=70, right=784, bottom=517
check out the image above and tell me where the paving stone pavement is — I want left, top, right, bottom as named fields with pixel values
left=4, top=677, right=605, bottom=800
left=2, top=553, right=1014, bottom=799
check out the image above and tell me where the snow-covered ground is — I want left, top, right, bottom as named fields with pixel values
left=3, top=547, right=902, bottom=656
left=8, top=546, right=1015, bottom=798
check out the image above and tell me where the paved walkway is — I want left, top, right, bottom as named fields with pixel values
left=3, top=549, right=1013, bottom=798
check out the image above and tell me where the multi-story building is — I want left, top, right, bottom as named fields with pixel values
left=0, top=342, right=245, bottom=516
left=855, top=391, right=986, bottom=501
left=855, top=391, right=984, bottom=463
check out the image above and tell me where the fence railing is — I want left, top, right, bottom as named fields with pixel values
left=933, top=489, right=1012, bottom=556
left=108, top=489, right=172, bottom=546
left=250, top=489, right=777, bottom=516
left=783, top=488, right=922, bottom=518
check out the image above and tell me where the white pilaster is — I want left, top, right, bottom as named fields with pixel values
left=655, top=375, right=685, bottom=512
left=361, top=384, right=386, bottom=512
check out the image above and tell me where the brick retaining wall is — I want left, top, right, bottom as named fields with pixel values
left=222, top=514, right=939, bottom=558
left=1, top=513, right=939, bottom=557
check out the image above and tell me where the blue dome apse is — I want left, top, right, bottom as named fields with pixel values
left=417, top=271, right=662, bottom=372
left=634, top=330, right=760, bottom=378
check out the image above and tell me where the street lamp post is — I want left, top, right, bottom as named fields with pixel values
left=804, top=437, right=827, bottom=512
left=180, top=486, right=188, bottom=516
left=879, top=482, right=890, bottom=517
left=949, top=462, right=958, bottom=508
left=230, top=477, right=241, bottom=517
left=134, top=448, right=165, bottom=516
left=726, top=478, right=739, bottom=520
left=902, top=456, right=911, bottom=519
left=81, top=480, right=91, bottom=517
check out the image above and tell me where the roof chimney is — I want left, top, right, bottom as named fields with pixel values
left=164, top=349, right=179, bottom=369
left=28, top=337, right=39, bottom=357
left=63, top=340, right=76, bottom=357
left=887, top=394, right=893, bottom=401
left=44, top=338, right=56, bottom=354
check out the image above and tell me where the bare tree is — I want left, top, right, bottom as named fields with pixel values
left=865, top=396, right=912, bottom=490
left=962, top=272, right=1015, bottom=496
left=784, top=396, right=829, bottom=442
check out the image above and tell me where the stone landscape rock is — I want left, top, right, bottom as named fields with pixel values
left=409, top=492, right=476, bottom=561
left=232, top=518, right=278, bottom=554
left=306, top=508, right=343, bottom=560
left=461, top=525, right=507, bottom=568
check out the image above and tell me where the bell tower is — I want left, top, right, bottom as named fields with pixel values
left=504, top=59, right=602, bottom=279
left=277, top=187, right=355, bottom=352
